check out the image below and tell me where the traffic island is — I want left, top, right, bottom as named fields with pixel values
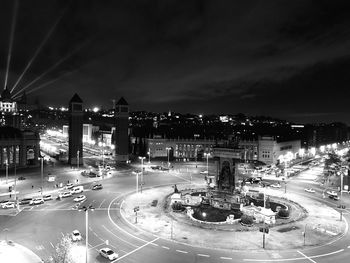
left=121, top=184, right=347, bottom=251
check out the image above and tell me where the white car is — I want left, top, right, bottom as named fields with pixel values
left=43, top=194, right=53, bottom=201
left=1, top=202, right=16, bottom=209
left=73, top=195, right=86, bottom=202
left=326, top=190, right=338, bottom=196
left=30, top=198, right=44, bottom=205
left=60, top=192, right=72, bottom=198
left=99, top=247, right=118, bottom=261
left=200, top=171, right=208, bottom=174
left=304, top=188, right=315, bottom=193
left=270, top=183, right=281, bottom=188
left=71, top=230, right=82, bottom=241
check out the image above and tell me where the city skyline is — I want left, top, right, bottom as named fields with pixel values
left=1, top=0, right=350, bottom=124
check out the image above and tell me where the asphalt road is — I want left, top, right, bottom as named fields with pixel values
left=1, top=165, right=350, bottom=263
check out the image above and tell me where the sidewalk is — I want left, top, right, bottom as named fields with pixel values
left=0, top=240, right=43, bottom=263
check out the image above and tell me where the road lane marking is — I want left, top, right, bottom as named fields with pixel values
left=220, top=256, right=232, bottom=260
left=161, top=246, right=169, bottom=249
left=176, top=249, right=188, bottom=254
left=244, top=249, right=344, bottom=261
left=61, top=232, right=64, bottom=237
left=297, top=251, right=317, bottom=263
left=102, top=225, right=138, bottom=248
left=198, top=254, right=210, bottom=257
left=112, top=237, right=159, bottom=262
left=50, top=242, right=54, bottom=248
left=99, top=199, right=106, bottom=208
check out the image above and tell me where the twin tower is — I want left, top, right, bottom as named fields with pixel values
left=68, top=93, right=129, bottom=165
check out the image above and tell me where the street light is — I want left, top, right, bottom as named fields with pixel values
left=79, top=205, right=94, bottom=263
left=166, top=147, right=171, bottom=167
left=40, top=156, right=44, bottom=195
left=138, top=156, right=146, bottom=193
left=147, top=149, right=151, bottom=163
left=204, top=153, right=210, bottom=174
left=5, top=160, right=8, bottom=184
left=77, top=150, right=80, bottom=170
left=3, top=228, right=9, bottom=243
left=98, top=142, right=105, bottom=168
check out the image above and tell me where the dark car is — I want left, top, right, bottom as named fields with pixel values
left=92, top=184, right=103, bottom=190
left=151, top=166, right=162, bottom=170
left=19, top=198, right=33, bottom=205
left=18, top=176, right=26, bottom=180
left=329, top=195, right=340, bottom=201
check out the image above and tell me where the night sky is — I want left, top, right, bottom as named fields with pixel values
left=1, top=0, right=350, bottom=124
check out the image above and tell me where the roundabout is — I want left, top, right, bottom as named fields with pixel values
left=118, top=182, right=348, bottom=252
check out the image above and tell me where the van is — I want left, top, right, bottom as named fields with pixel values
left=71, top=186, right=84, bottom=194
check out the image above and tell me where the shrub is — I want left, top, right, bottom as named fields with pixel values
left=278, top=208, right=290, bottom=218
left=172, top=202, right=184, bottom=211
left=240, top=214, right=254, bottom=225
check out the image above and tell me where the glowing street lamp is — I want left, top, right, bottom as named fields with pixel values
left=77, top=150, right=80, bottom=170
left=5, top=160, right=8, bottom=184
left=138, top=156, right=146, bottom=192
left=310, top=147, right=316, bottom=156
left=98, top=142, right=105, bottom=168
left=147, top=149, right=151, bottom=163
left=320, top=145, right=325, bottom=153
left=166, top=147, right=171, bottom=167
left=204, top=153, right=210, bottom=175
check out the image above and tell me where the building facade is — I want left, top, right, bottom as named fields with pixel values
left=0, top=126, right=40, bottom=169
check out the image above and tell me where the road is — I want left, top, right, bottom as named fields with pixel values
left=1, top=164, right=350, bottom=263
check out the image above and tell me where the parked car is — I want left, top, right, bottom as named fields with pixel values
left=71, top=230, right=82, bottom=241
left=99, top=248, right=118, bottom=261
left=270, top=183, right=281, bottom=188
left=60, top=192, right=72, bottom=198
left=30, top=197, right=44, bottom=205
left=65, top=183, right=74, bottom=189
left=1, top=201, right=16, bottom=209
left=151, top=165, right=162, bottom=170
left=200, top=170, right=208, bottom=174
left=71, top=186, right=84, bottom=194
left=19, top=198, right=33, bottom=205
left=18, top=176, right=26, bottom=180
left=43, top=194, right=53, bottom=201
left=92, top=184, right=103, bottom=190
left=304, top=188, right=315, bottom=193
left=326, top=190, right=338, bottom=196
left=73, top=195, right=86, bottom=202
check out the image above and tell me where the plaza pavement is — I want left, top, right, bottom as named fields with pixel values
left=121, top=183, right=347, bottom=251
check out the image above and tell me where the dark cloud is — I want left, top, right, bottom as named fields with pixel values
left=1, top=0, right=350, bottom=123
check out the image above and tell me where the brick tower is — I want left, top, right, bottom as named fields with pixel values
left=114, top=97, right=129, bottom=162
left=68, top=93, right=83, bottom=166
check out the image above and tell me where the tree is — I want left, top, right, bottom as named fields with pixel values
left=44, top=234, right=77, bottom=263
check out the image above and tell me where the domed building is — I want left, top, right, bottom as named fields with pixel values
left=0, top=87, right=17, bottom=113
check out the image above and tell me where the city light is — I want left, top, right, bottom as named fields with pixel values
left=92, top=107, right=99, bottom=113
left=310, top=147, right=316, bottom=156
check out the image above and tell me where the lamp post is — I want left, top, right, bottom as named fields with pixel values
left=166, top=147, right=171, bottom=167
left=77, top=150, right=80, bottom=170
left=3, top=228, right=9, bottom=243
left=204, top=153, right=210, bottom=174
left=40, top=156, right=44, bottom=195
left=79, top=205, right=94, bottom=263
left=98, top=142, right=105, bottom=168
left=5, top=160, right=8, bottom=184
left=138, top=156, right=145, bottom=193
left=147, top=149, right=151, bottom=163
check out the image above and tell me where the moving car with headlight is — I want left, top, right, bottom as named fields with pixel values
left=73, top=195, right=86, bottom=202
left=304, top=188, right=315, bottom=193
